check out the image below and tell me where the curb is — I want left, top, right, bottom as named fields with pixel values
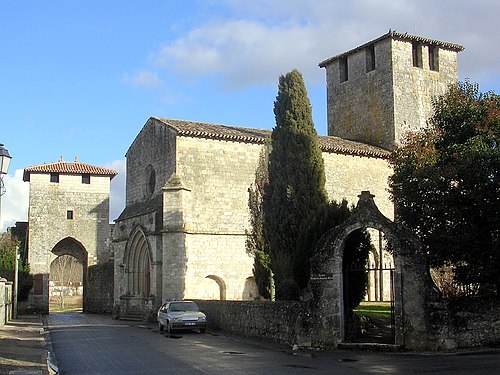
left=42, top=315, right=59, bottom=375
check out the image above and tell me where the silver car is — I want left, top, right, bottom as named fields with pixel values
left=157, top=301, right=207, bottom=334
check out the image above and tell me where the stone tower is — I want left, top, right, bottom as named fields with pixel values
left=319, top=31, right=464, bottom=149
left=23, top=157, right=117, bottom=313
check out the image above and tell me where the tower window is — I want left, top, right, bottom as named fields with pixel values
left=50, top=173, right=59, bottom=183
left=67, top=210, right=74, bottom=220
left=82, top=174, right=91, bottom=184
left=366, top=44, right=375, bottom=72
left=339, top=56, right=348, bottom=83
left=412, top=42, right=422, bottom=68
left=429, top=45, right=439, bottom=71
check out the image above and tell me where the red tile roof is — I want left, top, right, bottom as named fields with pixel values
left=154, top=117, right=390, bottom=158
left=23, top=159, right=118, bottom=181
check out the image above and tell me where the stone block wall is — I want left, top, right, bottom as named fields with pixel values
left=0, top=277, right=13, bottom=326
left=183, top=234, right=254, bottom=300
left=323, top=152, right=393, bottom=219
left=196, top=298, right=500, bottom=351
left=28, top=173, right=112, bottom=274
left=125, top=118, right=176, bottom=206
left=324, top=35, right=460, bottom=150
left=196, top=300, right=309, bottom=347
left=176, top=136, right=262, bottom=233
left=325, top=37, right=395, bottom=148
left=429, top=298, right=500, bottom=350
left=392, top=39, right=459, bottom=145
left=85, top=261, right=114, bottom=313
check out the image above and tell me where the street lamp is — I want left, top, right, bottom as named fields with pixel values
left=0, top=143, right=13, bottom=317
left=0, top=143, right=12, bottom=225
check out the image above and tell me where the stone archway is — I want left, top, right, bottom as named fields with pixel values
left=126, top=229, right=152, bottom=297
left=204, top=275, right=227, bottom=300
left=119, top=227, right=157, bottom=319
left=307, top=191, right=437, bottom=350
left=50, top=237, right=88, bottom=312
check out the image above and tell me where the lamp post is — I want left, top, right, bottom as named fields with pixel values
left=0, top=143, right=12, bottom=227
left=0, top=143, right=13, bottom=317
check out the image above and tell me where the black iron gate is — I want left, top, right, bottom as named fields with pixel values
left=343, top=264, right=395, bottom=344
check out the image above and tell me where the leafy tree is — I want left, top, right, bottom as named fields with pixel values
left=246, top=148, right=273, bottom=299
left=389, top=81, right=500, bottom=296
left=0, top=233, right=33, bottom=300
left=263, top=69, right=328, bottom=300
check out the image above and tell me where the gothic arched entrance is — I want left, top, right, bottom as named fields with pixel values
left=49, top=237, right=87, bottom=313
left=120, top=227, right=156, bottom=319
left=126, top=229, right=151, bottom=297
left=307, top=191, right=436, bottom=350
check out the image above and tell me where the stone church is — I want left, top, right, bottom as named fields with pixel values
left=112, top=31, right=463, bottom=319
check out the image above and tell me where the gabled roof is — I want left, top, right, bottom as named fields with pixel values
left=319, top=30, right=464, bottom=67
left=154, top=117, right=390, bottom=158
left=23, top=158, right=118, bottom=181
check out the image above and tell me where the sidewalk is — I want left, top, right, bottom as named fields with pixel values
left=0, top=315, right=55, bottom=375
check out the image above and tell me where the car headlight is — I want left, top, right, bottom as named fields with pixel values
left=198, top=316, right=206, bottom=322
left=172, top=317, right=182, bottom=322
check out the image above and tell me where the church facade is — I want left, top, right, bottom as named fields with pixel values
left=112, top=31, right=462, bottom=319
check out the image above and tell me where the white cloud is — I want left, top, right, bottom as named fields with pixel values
left=152, top=0, right=500, bottom=91
left=155, top=19, right=326, bottom=88
left=0, top=169, right=29, bottom=231
left=123, top=70, right=163, bottom=88
left=104, top=159, right=126, bottom=223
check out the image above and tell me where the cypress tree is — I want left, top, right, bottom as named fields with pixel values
left=245, top=148, right=273, bottom=299
left=263, top=69, right=328, bottom=300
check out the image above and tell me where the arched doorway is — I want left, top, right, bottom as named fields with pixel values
left=49, top=237, right=87, bottom=313
left=342, top=228, right=395, bottom=344
left=307, top=191, right=435, bottom=350
left=126, top=229, right=151, bottom=297
left=120, top=228, right=154, bottom=319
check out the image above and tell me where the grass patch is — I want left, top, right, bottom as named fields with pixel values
left=353, top=301, right=392, bottom=317
left=49, top=304, right=82, bottom=313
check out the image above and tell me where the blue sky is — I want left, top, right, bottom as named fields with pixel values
left=1, top=0, right=499, bottom=230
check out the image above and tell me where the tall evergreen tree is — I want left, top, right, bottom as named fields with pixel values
left=263, top=69, right=328, bottom=300
left=245, top=148, right=273, bottom=299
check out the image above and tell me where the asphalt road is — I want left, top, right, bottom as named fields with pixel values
left=46, top=313, right=500, bottom=375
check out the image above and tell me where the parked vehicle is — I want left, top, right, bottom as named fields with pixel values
left=157, top=301, right=207, bottom=334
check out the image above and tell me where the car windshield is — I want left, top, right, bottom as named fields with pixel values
left=169, top=302, right=199, bottom=312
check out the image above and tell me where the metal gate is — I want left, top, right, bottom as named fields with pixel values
left=343, top=264, right=395, bottom=344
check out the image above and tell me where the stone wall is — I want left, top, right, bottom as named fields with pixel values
left=392, top=39, right=459, bottom=145
left=27, top=171, right=113, bottom=313
left=196, top=300, right=309, bottom=347
left=196, top=297, right=500, bottom=351
left=429, top=298, right=500, bottom=350
left=85, top=261, right=114, bottom=314
left=323, top=151, right=393, bottom=219
left=326, top=37, right=395, bottom=149
left=0, top=277, right=13, bottom=326
left=160, top=135, right=263, bottom=302
left=324, top=35, right=460, bottom=149
left=125, top=117, right=176, bottom=206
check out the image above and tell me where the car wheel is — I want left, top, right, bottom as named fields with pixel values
left=158, top=321, right=164, bottom=332
left=200, top=328, right=206, bottom=334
